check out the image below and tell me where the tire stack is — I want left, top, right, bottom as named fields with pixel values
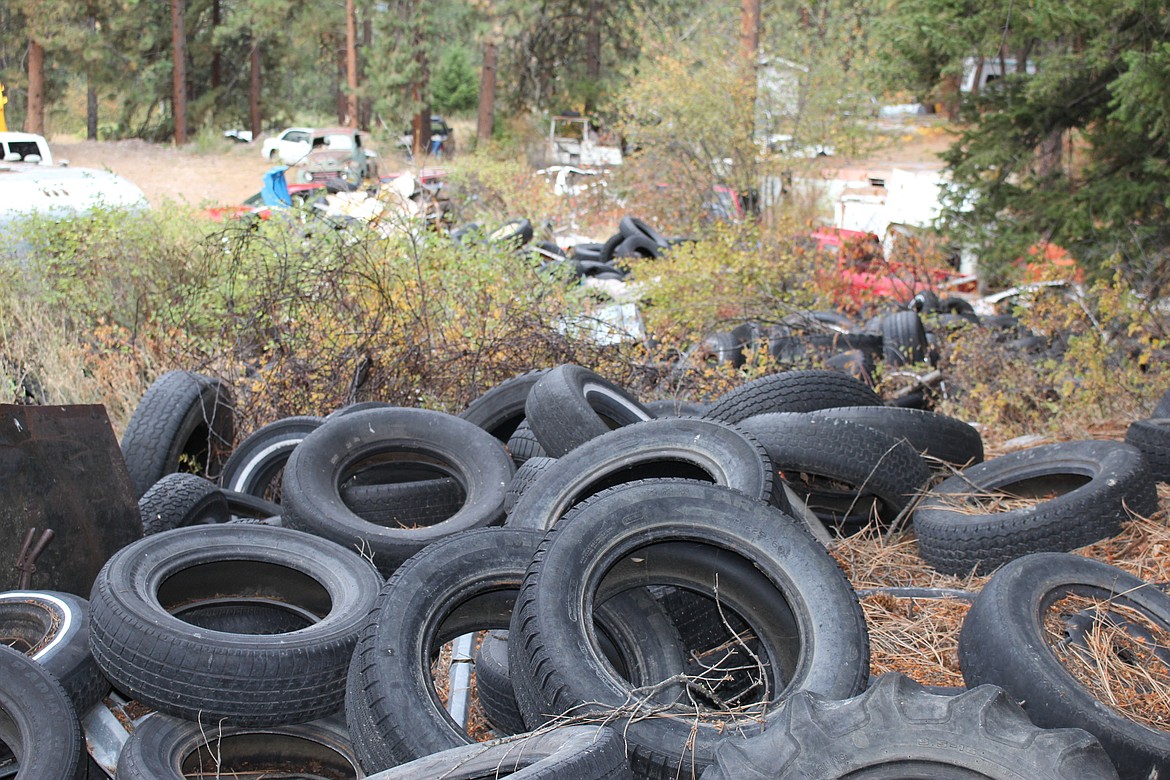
left=8, top=361, right=1164, bottom=778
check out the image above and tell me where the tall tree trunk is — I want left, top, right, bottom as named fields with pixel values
left=477, top=40, right=497, bottom=144
left=336, top=38, right=346, bottom=125
left=211, top=0, right=221, bottom=90
left=249, top=31, right=262, bottom=140
left=584, top=0, right=601, bottom=111
left=86, top=15, right=98, bottom=140
left=740, top=0, right=760, bottom=68
left=345, top=0, right=358, bottom=129
left=172, top=0, right=188, bottom=144
left=25, top=37, right=44, bottom=135
left=360, top=17, right=372, bottom=129
left=1036, top=128, right=1062, bottom=178
left=411, top=16, right=430, bottom=158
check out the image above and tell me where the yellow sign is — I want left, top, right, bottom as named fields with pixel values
left=0, top=83, right=7, bottom=132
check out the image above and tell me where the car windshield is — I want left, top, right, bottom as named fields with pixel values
left=314, top=134, right=355, bottom=150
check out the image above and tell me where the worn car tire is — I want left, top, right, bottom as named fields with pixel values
left=138, top=472, right=230, bottom=535
left=506, top=419, right=547, bottom=465
left=88, top=524, right=382, bottom=726
left=346, top=527, right=685, bottom=771
left=460, top=369, right=551, bottom=443
left=115, top=714, right=361, bottom=780
left=509, top=480, right=869, bottom=779
left=739, top=413, right=931, bottom=530
left=913, top=441, right=1157, bottom=575
left=473, top=630, right=528, bottom=735
left=507, top=417, right=778, bottom=530
left=960, top=553, right=1170, bottom=779
left=524, top=365, right=653, bottom=457
left=119, top=370, right=235, bottom=498
left=282, top=407, right=514, bottom=575
left=811, top=405, right=984, bottom=468
left=219, top=415, right=324, bottom=498
left=0, top=590, right=109, bottom=714
left=881, top=310, right=929, bottom=366
left=368, top=725, right=633, bottom=780
left=619, top=215, right=669, bottom=249
left=1124, top=418, right=1170, bottom=483
left=0, top=644, right=85, bottom=779
left=701, top=673, right=1118, bottom=780
left=504, top=456, right=557, bottom=516
left=701, top=369, right=883, bottom=424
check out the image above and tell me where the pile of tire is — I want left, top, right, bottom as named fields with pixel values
left=2, top=361, right=1165, bottom=778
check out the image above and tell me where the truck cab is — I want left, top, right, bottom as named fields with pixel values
left=0, top=132, right=55, bottom=166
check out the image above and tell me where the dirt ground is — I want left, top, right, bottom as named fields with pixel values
left=47, top=117, right=953, bottom=209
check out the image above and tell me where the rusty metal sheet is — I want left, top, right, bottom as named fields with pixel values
left=0, top=404, right=142, bottom=596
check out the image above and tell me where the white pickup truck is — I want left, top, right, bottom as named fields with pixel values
left=0, top=133, right=147, bottom=230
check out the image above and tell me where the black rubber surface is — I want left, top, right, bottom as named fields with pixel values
left=702, top=673, right=1118, bottom=779
left=219, top=415, right=324, bottom=499
left=913, top=440, right=1157, bottom=575
left=1124, top=417, right=1170, bottom=483
left=460, top=369, right=550, bottom=443
left=700, top=369, right=883, bottom=424
left=0, top=644, right=85, bottom=780
left=811, top=405, right=984, bottom=468
left=881, top=310, right=929, bottom=366
left=119, top=370, right=235, bottom=498
left=524, top=364, right=653, bottom=457
left=960, top=552, right=1169, bottom=779
left=138, top=472, right=230, bottom=535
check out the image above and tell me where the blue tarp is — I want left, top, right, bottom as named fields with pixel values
left=261, top=166, right=292, bottom=208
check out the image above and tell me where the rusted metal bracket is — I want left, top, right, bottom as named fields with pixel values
left=13, top=527, right=54, bottom=589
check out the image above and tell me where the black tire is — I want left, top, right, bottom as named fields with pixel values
left=221, top=488, right=283, bottom=521
left=960, top=552, right=1170, bottom=779
left=489, top=217, right=534, bottom=248
left=506, top=419, right=547, bottom=465
left=619, top=215, right=669, bottom=249
left=509, top=480, right=869, bottom=779
left=507, top=417, right=778, bottom=531
left=1154, top=387, right=1170, bottom=418
left=1124, top=418, right=1170, bottom=482
left=913, top=440, right=1158, bottom=576
left=346, top=527, right=685, bottom=771
left=909, top=288, right=941, bottom=313
left=597, top=232, right=626, bottom=264
left=219, top=415, right=324, bottom=499
left=700, top=331, right=746, bottom=367
left=702, top=672, right=1118, bottom=780
left=524, top=365, right=653, bottom=457
left=119, top=370, right=235, bottom=498
left=282, top=407, right=515, bottom=575
left=700, top=369, right=883, bottom=424
left=473, top=631, right=528, bottom=735
left=367, top=725, right=633, bottom=780
left=115, top=714, right=361, bottom=780
left=811, top=405, right=984, bottom=468
left=460, top=369, right=551, bottom=443
left=571, top=241, right=604, bottom=261
left=138, top=472, right=230, bottom=535
left=0, top=644, right=85, bottom=780
left=0, top=590, right=109, bottom=713
left=881, top=310, right=929, bottom=366
left=504, top=456, right=557, bottom=516
left=613, top=233, right=660, bottom=260
left=340, top=477, right=466, bottom=528
left=88, top=523, right=382, bottom=726
left=326, top=400, right=395, bottom=419
left=738, top=413, right=931, bottom=530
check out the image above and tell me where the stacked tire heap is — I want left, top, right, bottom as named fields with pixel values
left=1, top=365, right=1166, bottom=778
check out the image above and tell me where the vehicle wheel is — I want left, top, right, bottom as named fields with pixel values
left=960, top=552, right=1170, bottom=779
left=1123, top=418, right=1170, bottom=482
left=509, top=480, right=869, bottom=779
left=366, top=725, right=633, bottom=780
left=702, top=673, right=1118, bottom=780
left=881, top=310, right=929, bottom=366
left=504, top=456, right=557, bottom=516
left=507, top=417, right=778, bottom=531
left=811, top=405, right=984, bottom=468
left=913, top=441, right=1157, bottom=576
left=523, top=365, right=653, bottom=457
left=505, top=419, right=547, bottom=465
left=619, top=215, right=669, bottom=249
left=700, top=369, right=883, bottom=424
left=282, top=407, right=514, bottom=575
left=473, top=631, right=528, bottom=735
left=0, top=644, right=85, bottom=780
left=460, top=369, right=550, bottom=443
left=88, top=524, right=382, bottom=726
left=138, top=472, right=230, bottom=535
left=346, top=527, right=685, bottom=771
left=219, top=415, right=324, bottom=499
left=0, top=590, right=109, bottom=713
left=119, top=370, right=235, bottom=498
left=739, top=413, right=930, bottom=531
left=115, top=714, right=361, bottom=780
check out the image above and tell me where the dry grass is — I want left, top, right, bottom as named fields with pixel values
left=1044, top=593, right=1170, bottom=731
left=861, top=593, right=969, bottom=687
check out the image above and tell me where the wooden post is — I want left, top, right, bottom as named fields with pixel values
left=477, top=40, right=497, bottom=143
left=171, top=0, right=188, bottom=144
left=345, top=0, right=359, bottom=129
left=26, top=38, right=45, bottom=135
